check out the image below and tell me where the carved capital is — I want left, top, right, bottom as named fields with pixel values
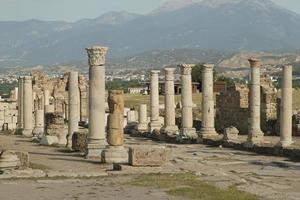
left=86, top=46, right=108, bottom=66
left=151, top=70, right=160, bottom=76
left=203, top=64, right=214, bottom=71
left=248, top=58, right=261, bottom=68
left=179, top=64, right=194, bottom=75
left=164, top=68, right=175, bottom=81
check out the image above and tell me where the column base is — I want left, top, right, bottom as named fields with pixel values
left=149, top=121, right=162, bottom=133
left=32, top=127, right=44, bottom=137
left=86, top=139, right=107, bottom=160
left=245, top=130, right=264, bottom=147
left=199, top=128, right=219, bottom=140
left=102, top=146, right=129, bottom=164
left=136, top=123, right=149, bottom=133
left=276, top=140, right=294, bottom=148
left=22, top=129, right=33, bottom=138
left=179, top=128, right=197, bottom=140
left=161, top=125, right=179, bottom=134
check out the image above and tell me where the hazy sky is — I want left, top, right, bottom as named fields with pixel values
left=0, top=0, right=299, bottom=21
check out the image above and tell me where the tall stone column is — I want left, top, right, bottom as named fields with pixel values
left=67, top=71, right=80, bottom=149
left=22, top=76, right=33, bottom=137
left=149, top=70, right=161, bottom=132
left=17, top=77, right=24, bottom=134
left=200, top=64, right=218, bottom=139
left=32, top=110, right=44, bottom=136
left=179, top=64, right=197, bottom=139
left=278, top=65, right=293, bottom=147
left=44, top=90, right=50, bottom=106
left=86, top=46, right=108, bottom=159
left=136, top=104, right=148, bottom=132
left=246, top=58, right=264, bottom=146
left=161, top=68, right=178, bottom=134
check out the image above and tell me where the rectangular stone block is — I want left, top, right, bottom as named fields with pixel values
left=129, top=146, right=169, bottom=167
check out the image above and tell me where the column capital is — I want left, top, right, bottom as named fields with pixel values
left=179, top=64, right=194, bottom=75
left=86, top=46, right=108, bottom=66
left=151, top=70, right=160, bottom=75
left=203, top=64, right=214, bottom=70
left=248, top=58, right=261, bottom=68
left=164, top=68, right=175, bottom=81
left=23, top=76, right=32, bottom=83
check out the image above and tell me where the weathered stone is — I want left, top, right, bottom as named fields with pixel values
left=129, top=146, right=169, bottom=166
left=223, top=126, right=239, bottom=141
left=136, top=104, right=148, bottom=133
left=102, top=146, right=129, bottom=164
left=22, top=76, right=33, bottom=137
left=72, top=131, right=88, bottom=152
left=0, top=150, right=20, bottom=169
left=149, top=70, right=162, bottom=132
left=40, top=135, right=59, bottom=146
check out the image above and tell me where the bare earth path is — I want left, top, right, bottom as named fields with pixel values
left=0, top=134, right=300, bottom=200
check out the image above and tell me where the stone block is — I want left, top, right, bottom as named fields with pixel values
left=40, top=135, right=59, bottom=146
left=223, top=126, right=239, bottom=141
left=129, top=146, right=169, bottom=166
left=102, top=146, right=129, bottom=164
left=15, top=151, right=29, bottom=169
left=0, top=150, right=20, bottom=169
left=72, top=131, right=87, bottom=152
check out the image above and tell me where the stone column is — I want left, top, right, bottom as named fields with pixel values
left=22, top=76, right=33, bottom=137
left=149, top=70, right=161, bottom=132
left=246, top=58, right=264, bottom=146
left=161, top=68, right=178, bottom=134
left=278, top=65, right=293, bottom=147
left=32, top=110, right=44, bottom=137
left=179, top=64, right=197, bottom=139
left=17, top=77, right=24, bottom=134
left=102, top=90, right=128, bottom=164
left=200, top=64, right=218, bottom=139
left=136, top=104, right=148, bottom=132
left=86, top=46, right=108, bottom=159
left=67, top=71, right=80, bottom=149
left=44, top=90, right=50, bottom=106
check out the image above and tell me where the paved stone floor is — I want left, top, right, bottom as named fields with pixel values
left=0, top=134, right=300, bottom=200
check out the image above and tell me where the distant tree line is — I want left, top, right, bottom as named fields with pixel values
left=0, top=82, right=17, bottom=98
left=106, top=80, right=145, bottom=92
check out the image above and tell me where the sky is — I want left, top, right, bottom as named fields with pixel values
left=0, top=0, right=299, bottom=22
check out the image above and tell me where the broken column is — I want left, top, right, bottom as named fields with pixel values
left=161, top=68, right=178, bottom=134
left=246, top=58, right=264, bottom=146
left=136, top=104, right=148, bottom=133
left=102, top=90, right=128, bottom=164
left=32, top=109, right=44, bottom=137
left=17, top=77, right=24, bottom=134
left=67, top=71, right=80, bottom=149
left=22, top=76, right=33, bottom=137
left=179, top=64, right=197, bottom=139
left=278, top=65, right=293, bottom=147
left=86, top=46, right=108, bottom=159
left=149, top=70, right=161, bottom=132
left=200, top=64, right=218, bottom=139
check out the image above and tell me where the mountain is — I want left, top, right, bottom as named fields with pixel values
left=1, top=0, right=300, bottom=67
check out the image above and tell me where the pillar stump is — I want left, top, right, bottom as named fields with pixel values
left=67, top=71, right=80, bottom=149
left=86, top=46, right=108, bottom=159
left=278, top=65, right=293, bottom=147
left=22, top=76, right=33, bottom=137
left=161, top=68, right=178, bottom=134
left=148, top=70, right=162, bottom=132
left=200, top=64, right=218, bottom=139
left=102, top=90, right=128, bottom=164
left=245, top=58, right=264, bottom=147
left=32, top=110, right=44, bottom=137
left=136, top=104, right=148, bottom=133
left=179, top=64, right=197, bottom=139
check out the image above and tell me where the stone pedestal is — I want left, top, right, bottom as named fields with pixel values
left=22, top=76, right=33, bottom=137
left=246, top=59, right=264, bottom=147
left=136, top=104, right=148, bottom=132
left=86, top=46, right=108, bottom=159
left=200, top=64, right=218, bottom=139
left=102, top=146, right=128, bottom=164
left=278, top=65, right=294, bottom=147
left=32, top=109, right=44, bottom=137
left=179, top=64, right=197, bottom=139
left=67, top=71, right=80, bottom=149
left=161, top=68, right=178, bottom=134
left=149, top=70, right=162, bottom=132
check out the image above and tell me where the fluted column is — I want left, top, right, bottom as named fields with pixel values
left=149, top=70, right=161, bottom=132
left=17, top=77, right=24, bottom=134
left=278, top=65, right=293, bottom=147
left=22, top=76, right=33, bottom=137
left=179, top=64, right=197, bottom=139
left=86, top=46, right=108, bottom=159
left=200, top=64, right=218, bottom=139
left=246, top=58, right=264, bottom=146
left=67, top=71, right=80, bottom=149
left=161, top=68, right=178, bottom=134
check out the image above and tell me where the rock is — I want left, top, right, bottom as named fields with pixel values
left=223, top=126, right=239, bottom=141
left=72, top=131, right=87, bottom=152
left=0, top=150, right=20, bottom=169
left=129, top=146, right=169, bottom=166
left=40, top=135, right=59, bottom=146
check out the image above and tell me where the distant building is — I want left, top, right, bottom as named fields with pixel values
left=128, top=87, right=148, bottom=95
